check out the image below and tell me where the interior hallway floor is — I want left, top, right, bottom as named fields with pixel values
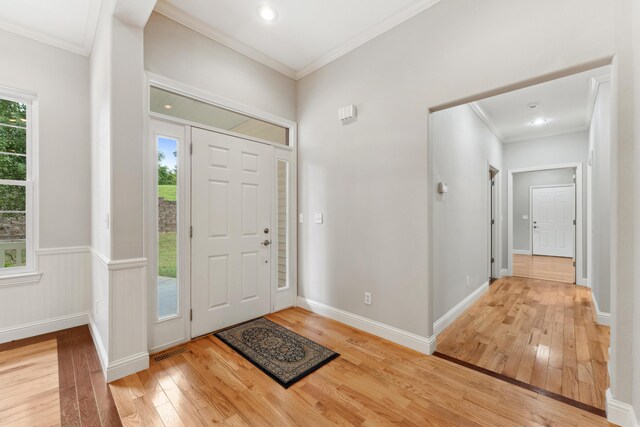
left=0, top=307, right=613, bottom=426
left=513, top=254, right=576, bottom=283
left=437, top=276, right=609, bottom=414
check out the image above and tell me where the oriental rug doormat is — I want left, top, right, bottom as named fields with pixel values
left=214, top=317, right=339, bottom=388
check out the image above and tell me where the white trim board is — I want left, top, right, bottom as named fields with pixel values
left=433, top=282, right=489, bottom=336
left=296, top=297, right=435, bottom=354
left=0, top=312, right=89, bottom=344
left=607, top=390, right=640, bottom=427
left=591, top=292, right=611, bottom=326
left=154, top=0, right=443, bottom=81
left=89, top=314, right=151, bottom=382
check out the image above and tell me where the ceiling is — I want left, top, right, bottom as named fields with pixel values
left=472, top=66, right=611, bottom=143
left=155, top=0, right=441, bottom=79
left=0, top=0, right=102, bottom=55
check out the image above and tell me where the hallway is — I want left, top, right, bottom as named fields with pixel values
left=437, top=276, right=609, bottom=413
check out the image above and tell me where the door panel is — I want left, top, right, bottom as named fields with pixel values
left=191, top=128, right=272, bottom=337
left=532, top=186, right=575, bottom=258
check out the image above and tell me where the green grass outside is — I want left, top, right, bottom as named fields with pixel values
left=159, top=232, right=177, bottom=278
left=158, top=185, right=176, bottom=202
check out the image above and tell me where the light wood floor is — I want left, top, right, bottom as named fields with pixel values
left=438, top=276, right=609, bottom=412
left=0, top=326, right=121, bottom=426
left=0, top=339, right=60, bottom=426
left=110, top=308, right=612, bottom=426
left=513, top=254, right=575, bottom=283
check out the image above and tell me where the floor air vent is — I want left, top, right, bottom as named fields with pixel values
left=153, top=346, right=188, bottom=362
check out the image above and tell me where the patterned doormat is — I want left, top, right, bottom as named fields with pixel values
left=214, top=317, right=339, bottom=388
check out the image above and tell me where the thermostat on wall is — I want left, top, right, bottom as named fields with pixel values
left=338, top=105, right=357, bottom=122
left=438, top=182, right=448, bottom=194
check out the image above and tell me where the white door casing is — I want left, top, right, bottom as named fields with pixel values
left=191, top=128, right=273, bottom=337
left=531, top=185, right=575, bottom=258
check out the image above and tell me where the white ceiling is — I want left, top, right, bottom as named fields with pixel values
left=473, top=66, right=611, bottom=143
left=0, top=0, right=102, bottom=55
left=155, top=0, right=441, bottom=79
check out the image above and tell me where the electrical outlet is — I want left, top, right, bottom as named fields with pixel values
left=94, top=299, right=99, bottom=314
left=364, top=292, right=372, bottom=305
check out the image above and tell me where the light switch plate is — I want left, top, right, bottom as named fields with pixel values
left=523, top=215, right=529, bottom=220
left=299, top=213, right=304, bottom=223
left=314, top=213, right=324, bottom=224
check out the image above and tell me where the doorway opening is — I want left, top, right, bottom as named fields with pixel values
left=431, top=64, right=612, bottom=415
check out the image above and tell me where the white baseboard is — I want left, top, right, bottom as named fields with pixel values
left=296, top=296, right=435, bottom=354
left=88, top=315, right=109, bottom=374
left=500, top=268, right=509, bottom=277
left=0, top=312, right=89, bottom=344
left=88, top=315, right=150, bottom=382
left=433, top=282, right=489, bottom=336
left=513, top=249, right=532, bottom=255
left=106, top=352, right=150, bottom=382
left=577, top=277, right=588, bottom=286
left=591, top=292, right=611, bottom=326
left=607, top=389, right=640, bottom=427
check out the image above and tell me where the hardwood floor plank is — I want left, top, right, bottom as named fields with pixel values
left=438, top=276, right=609, bottom=411
left=103, top=308, right=613, bottom=426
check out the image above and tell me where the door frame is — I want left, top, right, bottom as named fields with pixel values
left=487, top=163, right=500, bottom=280
left=144, top=73, right=298, bottom=353
left=529, top=184, right=576, bottom=258
left=507, top=163, right=583, bottom=285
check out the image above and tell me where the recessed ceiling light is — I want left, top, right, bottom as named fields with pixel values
left=164, top=104, right=173, bottom=110
left=530, top=117, right=548, bottom=126
left=258, top=5, right=278, bottom=22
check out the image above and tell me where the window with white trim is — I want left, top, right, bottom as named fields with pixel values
left=0, top=95, right=32, bottom=274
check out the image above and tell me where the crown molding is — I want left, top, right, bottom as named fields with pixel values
left=0, top=18, right=89, bottom=56
left=468, top=102, right=505, bottom=142
left=154, top=0, right=442, bottom=81
left=0, top=0, right=102, bottom=57
left=502, top=125, right=589, bottom=144
left=296, top=0, right=442, bottom=79
left=154, top=0, right=297, bottom=79
left=469, top=102, right=590, bottom=144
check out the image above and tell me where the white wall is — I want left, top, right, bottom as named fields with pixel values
left=503, top=132, right=589, bottom=278
left=431, top=105, right=502, bottom=321
left=0, top=29, right=91, bottom=338
left=512, top=169, right=575, bottom=251
left=589, top=82, right=611, bottom=313
left=144, top=13, right=296, bottom=122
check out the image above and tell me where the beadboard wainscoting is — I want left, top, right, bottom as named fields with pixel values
left=0, top=247, right=91, bottom=343
left=90, top=250, right=149, bottom=382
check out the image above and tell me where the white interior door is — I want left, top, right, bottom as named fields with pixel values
left=191, top=127, right=273, bottom=337
left=532, top=185, right=575, bottom=258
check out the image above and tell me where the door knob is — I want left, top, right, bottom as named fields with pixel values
left=264, top=228, right=270, bottom=234
left=261, top=240, right=271, bottom=246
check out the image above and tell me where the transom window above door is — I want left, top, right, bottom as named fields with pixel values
left=150, top=86, right=289, bottom=146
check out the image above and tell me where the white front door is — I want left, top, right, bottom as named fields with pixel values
left=532, top=185, right=575, bottom=258
left=191, top=128, right=273, bottom=337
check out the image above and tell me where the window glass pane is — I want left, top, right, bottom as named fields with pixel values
left=0, top=126, right=27, bottom=154
left=150, top=87, right=288, bottom=146
left=277, top=160, right=288, bottom=289
left=0, top=185, right=26, bottom=211
left=157, top=136, right=178, bottom=318
left=0, top=154, right=26, bottom=180
left=0, top=213, right=26, bottom=269
left=0, top=99, right=27, bottom=128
